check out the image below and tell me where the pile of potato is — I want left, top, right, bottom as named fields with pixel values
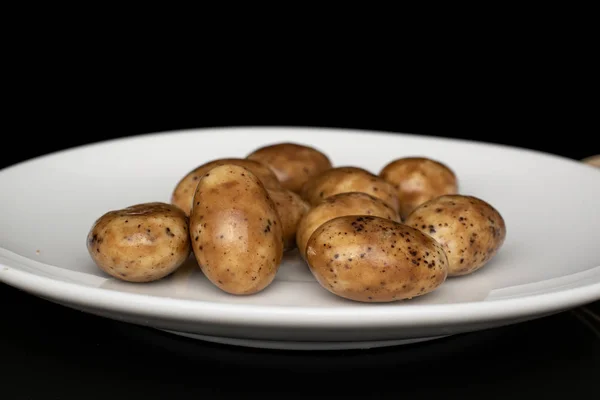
left=87, top=142, right=506, bottom=302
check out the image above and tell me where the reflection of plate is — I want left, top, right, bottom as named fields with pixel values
left=1, top=127, right=599, bottom=350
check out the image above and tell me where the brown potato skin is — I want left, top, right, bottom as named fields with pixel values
left=190, top=165, right=284, bottom=295
left=306, top=216, right=448, bottom=302
left=296, top=192, right=400, bottom=260
left=404, top=195, right=506, bottom=276
left=582, top=155, right=600, bottom=167
left=301, top=167, right=400, bottom=213
left=171, top=158, right=281, bottom=215
left=86, top=202, right=191, bottom=283
left=267, top=187, right=310, bottom=252
left=379, top=157, right=458, bottom=220
left=247, top=142, right=333, bottom=194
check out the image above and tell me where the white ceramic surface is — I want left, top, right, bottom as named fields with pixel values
left=1, top=127, right=599, bottom=350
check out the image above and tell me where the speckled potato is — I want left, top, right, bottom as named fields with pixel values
left=301, top=167, right=400, bottom=213
left=190, top=164, right=284, bottom=295
left=405, top=195, right=506, bottom=276
left=171, top=158, right=281, bottom=215
left=247, top=142, right=333, bottom=194
left=296, top=192, right=400, bottom=260
left=379, top=157, right=458, bottom=220
left=86, top=202, right=191, bottom=283
left=267, top=187, right=310, bottom=251
left=306, top=216, right=448, bottom=302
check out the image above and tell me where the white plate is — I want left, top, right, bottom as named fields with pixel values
left=1, top=127, right=599, bottom=350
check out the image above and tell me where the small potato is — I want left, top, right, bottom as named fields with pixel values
left=190, top=164, right=284, bottom=295
left=171, top=158, right=281, bottom=215
left=267, top=187, right=310, bottom=251
left=296, top=192, right=400, bottom=260
left=86, top=202, right=191, bottom=283
left=379, top=157, right=458, bottom=220
left=582, top=155, right=600, bottom=167
left=247, top=142, right=333, bottom=193
left=306, top=216, right=448, bottom=302
left=404, top=195, right=506, bottom=276
left=301, top=166, right=400, bottom=213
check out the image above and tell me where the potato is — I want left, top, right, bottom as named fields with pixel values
left=267, top=187, right=310, bottom=251
left=379, top=157, right=458, bottom=220
left=404, top=195, right=506, bottom=276
left=306, top=216, right=448, bottom=302
left=296, top=192, right=400, bottom=260
left=301, top=167, right=400, bottom=213
left=190, top=164, right=284, bottom=295
left=86, top=202, right=191, bottom=283
left=247, top=142, right=333, bottom=193
left=582, top=155, right=600, bottom=167
left=171, top=158, right=281, bottom=215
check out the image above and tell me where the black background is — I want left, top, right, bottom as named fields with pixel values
left=1, top=86, right=598, bottom=399
left=6, top=96, right=596, bottom=168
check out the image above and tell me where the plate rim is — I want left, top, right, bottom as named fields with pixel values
left=2, top=249, right=599, bottom=329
